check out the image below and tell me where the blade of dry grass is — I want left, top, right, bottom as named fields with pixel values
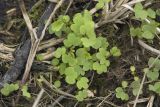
left=32, top=88, right=45, bottom=107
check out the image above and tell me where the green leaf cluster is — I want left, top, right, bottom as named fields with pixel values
left=49, top=10, right=121, bottom=101
left=147, top=58, right=160, bottom=95
left=64, top=33, right=81, bottom=47
left=130, top=21, right=159, bottom=39
left=36, top=54, right=44, bottom=61
left=130, top=79, right=142, bottom=96
left=115, top=75, right=143, bottom=101
left=64, top=67, right=78, bottom=84
left=0, top=83, right=31, bottom=98
left=110, top=47, right=121, bottom=57
left=115, top=81, right=129, bottom=101
left=115, top=57, right=160, bottom=101
left=121, top=81, right=128, bottom=88
left=141, top=57, right=160, bottom=96
left=148, top=57, right=160, bottom=69
left=149, top=82, right=160, bottom=94
left=130, top=66, right=136, bottom=75
left=156, top=9, right=160, bottom=16
left=49, top=15, right=70, bottom=37
left=146, top=68, right=159, bottom=81
left=75, top=90, right=88, bottom=101
left=1, top=83, right=19, bottom=96
left=115, top=87, right=129, bottom=101
left=77, top=77, right=89, bottom=89
left=130, top=3, right=160, bottom=40
left=54, top=47, right=66, bottom=58
left=22, top=85, right=31, bottom=98
left=146, top=57, right=160, bottom=81
left=71, top=10, right=95, bottom=38
left=134, top=3, right=156, bottom=20
left=96, top=0, right=111, bottom=9
left=54, top=80, right=61, bottom=88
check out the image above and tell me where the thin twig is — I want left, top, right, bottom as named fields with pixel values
left=64, top=0, right=73, bottom=14
left=147, top=95, right=155, bottom=107
left=128, top=97, right=150, bottom=104
left=18, top=0, right=37, bottom=41
left=0, top=38, right=63, bottom=54
left=97, top=93, right=112, bottom=107
left=48, top=0, right=58, bottom=3
left=38, top=38, right=64, bottom=51
left=45, top=91, right=64, bottom=107
left=138, top=39, right=160, bottom=55
left=41, top=75, right=75, bottom=98
left=32, top=88, right=45, bottom=107
left=97, top=97, right=121, bottom=107
left=38, top=51, right=55, bottom=61
left=30, top=0, right=45, bottom=11
left=0, top=30, right=15, bottom=36
left=89, top=8, right=97, bottom=15
left=0, top=43, right=15, bottom=53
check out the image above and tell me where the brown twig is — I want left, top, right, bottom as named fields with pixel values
left=38, top=38, right=64, bottom=51
left=128, top=97, right=150, bottom=104
left=97, top=93, right=112, bottom=107
left=138, top=39, right=160, bottom=55
left=0, top=53, right=13, bottom=61
left=0, top=38, right=63, bottom=55
left=95, top=0, right=145, bottom=28
left=64, top=0, right=73, bottom=14
left=38, top=50, right=55, bottom=61
left=0, top=43, right=15, bottom=53
left=97, top=96, right=121, bottom=107
left=32, top=88, right=45, bottom=107
left=18, top=0, right=37, bottom=42
left=0, top=30, right=15, bottom=36
left=147, top=95, right=155, bottom=107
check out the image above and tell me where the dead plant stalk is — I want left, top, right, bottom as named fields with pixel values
left=18, top=0, right=65, bottom=84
